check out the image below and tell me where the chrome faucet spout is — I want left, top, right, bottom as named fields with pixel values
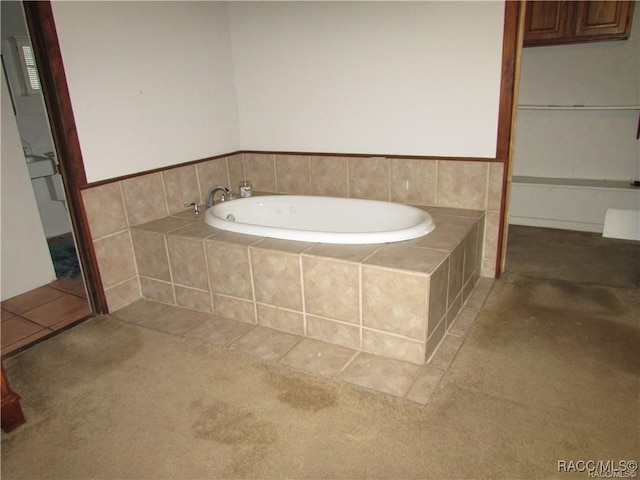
left=207, top=185, right=231, bottom=207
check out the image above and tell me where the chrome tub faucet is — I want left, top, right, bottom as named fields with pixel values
left=206, top=185, right=231, bottom=207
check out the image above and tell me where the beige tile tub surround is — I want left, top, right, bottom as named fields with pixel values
left=196, top=156, right=232, bottom=202
left=390, top=158, right=438, bottom=206
left=302, top=256, right=359, bottom=324
left=206, top=239, right=253, bottom=300
left=243, top=153, right=277, bottom=193
left=81, top=152, right=502, bottom=312
left=437, top=161, right=488, bottom=210
left=309, top=156, right=349, bottom=197
left=121, top=172, right=168, bottom=227
left=349, top=156, right=389, bottom=201
left=123, top=204, right=483, bottom=365
left=81, top=182, right=128, bottom=241
left=251, top=248, right=303, bottom=312
left=131, top=229, right=171, bottom=282
left=361, top=266, right=428, bottom=340
left=162, top=164, right=201, bottom=214
left=93, top=231, right=138, bottom=293
left=276, top=155, right=311, bottom=194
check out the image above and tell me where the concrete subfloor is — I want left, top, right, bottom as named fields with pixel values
left=1, top=225, right=638, bottom=479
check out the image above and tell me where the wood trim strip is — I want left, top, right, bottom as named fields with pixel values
left=23, top=1, right=108, bottom=313
left=496, top=1, right=521, bottom=163
left=242, top=150, right=500, bottom=162
left=495, top=0, right=525, bottom=277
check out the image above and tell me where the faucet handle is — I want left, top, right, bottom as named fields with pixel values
left=220, top=191, right=236, bottom=202
left=184, top=202, right=200, bottom=214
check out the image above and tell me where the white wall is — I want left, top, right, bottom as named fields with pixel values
left=51, top=1, right=505, bottom=184
left=1, top=74, right=56, bottom=300
left=228, top=2, right=504, bottom=157
left=51, top=1, right=240, bottom=183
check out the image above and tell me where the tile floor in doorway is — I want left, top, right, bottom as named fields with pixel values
left=1, top=277, right=90, bottom=357
left=111, top=277, right=494, bottom=403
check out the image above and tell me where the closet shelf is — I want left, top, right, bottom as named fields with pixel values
left=518, top=104, right=640, bottom=111
left=512, top=176, right=639, bottom=191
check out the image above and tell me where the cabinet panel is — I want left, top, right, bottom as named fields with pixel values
left=524, top=1, right=569, bottom=43
left=574, top=1, right=634, bottom=39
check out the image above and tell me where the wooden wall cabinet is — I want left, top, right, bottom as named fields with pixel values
left=524, top=1, right=635, bottom=47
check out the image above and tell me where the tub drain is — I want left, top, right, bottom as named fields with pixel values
left=226, top=214, right=236, bottom=222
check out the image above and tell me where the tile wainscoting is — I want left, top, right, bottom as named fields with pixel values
left=80, top=153, right=503, bottom=313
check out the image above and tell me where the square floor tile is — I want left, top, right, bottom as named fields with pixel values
left=1, top=287, right=64, bottom=314
left=2, top=329, right=52, bottom=356
left=448, top=306, right=479, bottom=337
left=112, top=299, right=174, bottom=325
left=279, top=338, right=358, bottom=377
left=465, top=280, right=494, bottom=310
left=185, top=316, right=254, bottom=346
left=50, top=278, right=86, bottom=295
left=21, top=295, right=91, bottom=328
left=405, top=365, right=446, bottom=404
left=1, top=309, right=16, bottom=323
left=137, top=307, right=212, bottom=336
left=1, top=317, right=46, bottom=347
left=228, top=326, right=300, bottom=362
left=338, top=352, right=422, bottom=397
left=429, top=334, right=464, bottom=370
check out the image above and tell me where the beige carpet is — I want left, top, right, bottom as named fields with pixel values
left=2, top=227, right=639, bottom=479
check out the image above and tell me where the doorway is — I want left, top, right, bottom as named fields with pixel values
left=0, top=1, right=90, bottom=356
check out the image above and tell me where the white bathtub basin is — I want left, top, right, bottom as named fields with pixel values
left=204, top=195, right=435, bottom=244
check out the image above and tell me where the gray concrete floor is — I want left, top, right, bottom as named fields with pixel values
left=506, top=224, right=639, bottom=289
left=1, top=225, right=638, bottom=479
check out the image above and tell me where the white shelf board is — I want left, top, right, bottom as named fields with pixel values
left=518, top=105, right=640, bottom=111
left=512, top=176, right=639, bottom=191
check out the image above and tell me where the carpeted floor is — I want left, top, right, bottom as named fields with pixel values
left=1, top=226, right=638, bottom=479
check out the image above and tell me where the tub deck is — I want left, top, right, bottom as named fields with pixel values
left=130, top=204, right=485, bottom=365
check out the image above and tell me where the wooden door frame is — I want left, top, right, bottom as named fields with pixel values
left=496, top=0, right=525, bottom=277
left=22, top=1, right=107, bottom=313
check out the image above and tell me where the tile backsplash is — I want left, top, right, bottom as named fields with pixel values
left=81, top=152, right=503, bottom=312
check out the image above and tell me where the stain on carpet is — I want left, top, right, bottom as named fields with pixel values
left=190, top=399, right=277, bottom=447
left=267, top=371, right=338, bottom=412
left=472, top=274, right=640, bottom=374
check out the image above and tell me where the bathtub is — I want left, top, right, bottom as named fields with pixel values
left=204, top=195, right=435, bottom=244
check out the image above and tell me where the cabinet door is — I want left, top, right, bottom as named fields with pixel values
left=524, top=0, right=635, bottom=46
left=574, top=1, right=634, bottom=40
left=524, top=1, right=570, bottom=45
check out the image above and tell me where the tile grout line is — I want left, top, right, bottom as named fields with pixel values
left=335, top=350, right=361, bottom=377
left=299, top=254, right=308, bottom=337
left=247, top=246, right=259, bottom=325
left=1, top=288, right=66, bottom=316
